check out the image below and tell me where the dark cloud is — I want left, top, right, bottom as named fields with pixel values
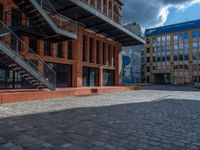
left=122, top=0, right=199, bottom=30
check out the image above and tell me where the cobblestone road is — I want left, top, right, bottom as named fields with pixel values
left=0, top=85, right=200, bottom=150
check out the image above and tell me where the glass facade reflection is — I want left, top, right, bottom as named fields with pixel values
left=103, top=69, right=115, bottom=86
left=82, top=67, right=99, bottom=87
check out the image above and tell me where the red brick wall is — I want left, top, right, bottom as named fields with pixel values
left=0, top=0, right=122, bottom=87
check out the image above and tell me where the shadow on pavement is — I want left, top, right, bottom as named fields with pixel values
left=144, top=85, right=200, bottom=92
left=1, top=99, right=200, bottom=149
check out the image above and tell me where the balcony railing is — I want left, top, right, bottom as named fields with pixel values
left=38, top=0, right=77, bottom=35
left=81, top=0, right=122, bottom=24
left=0, top=20, right=56, bottom=90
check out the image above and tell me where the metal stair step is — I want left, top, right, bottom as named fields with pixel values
left=33, top=82, right=44, bottom=86
left=12, top=67, right=22, bottom=71
left=21, top=73, right=31, bottom=77
left=9, top=64, right=18, bottom=68
left=25, top=76, right=34, bottom=80
left=18, top=70, right=26, bottom=74
left=37, top=86, right=46, bottom=89
left=29, top=80, right=38, bottom=83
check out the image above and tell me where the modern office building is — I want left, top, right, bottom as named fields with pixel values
left=0, top=0, right=144, bottom=90
left=145, top=19, right=200, bottom=85
left=122, top=22, right=144, bottom=84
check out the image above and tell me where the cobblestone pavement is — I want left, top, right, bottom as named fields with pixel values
left=0, top=85, right=200, bottom=150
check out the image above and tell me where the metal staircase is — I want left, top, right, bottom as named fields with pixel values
left=12, top=0, right=77, bottom=41
left=0, top=20, right=56, bottom=90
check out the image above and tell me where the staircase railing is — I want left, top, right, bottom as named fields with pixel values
left=0, top=20, right=56, bottom=90
left=36, top=0, right=77, bottom=35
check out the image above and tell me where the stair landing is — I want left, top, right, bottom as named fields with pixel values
left=0, top=86, right=143, bottom=104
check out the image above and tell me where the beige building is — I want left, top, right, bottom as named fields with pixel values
left=145, top=20, right=200, bottom=85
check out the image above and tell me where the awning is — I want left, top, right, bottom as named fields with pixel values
left=49, top=0, right=145, bottom=46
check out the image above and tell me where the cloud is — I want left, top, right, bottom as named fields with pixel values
left=122, top=0, right=200, bottom=30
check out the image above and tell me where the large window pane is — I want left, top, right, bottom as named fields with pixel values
left=56, top=42, right=63, bottom=58
left=103, top=69, right=115, bottom=86
left=82, top=67, right=99, bottom=87
left=46, top=63, right=72, bottom=87
left=82, top=35, right=87, bottom=62
left=11, top=9, right=21, bottom=25
left=29, top=38, right=37, bottom=53
left=68, top=41, right=73, bottom=59
left=44, top=41, right=51, bottom=56
left=89, top=38, right=94, bottom=63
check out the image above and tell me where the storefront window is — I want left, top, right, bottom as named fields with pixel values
left=82, top=67, right=99, bottom=87
left=46, top=63, right=72, bottom=87
left=103, top=69, right=115, bottom=86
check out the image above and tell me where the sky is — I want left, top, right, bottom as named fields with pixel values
left=122, top=0, right=200, bottom=31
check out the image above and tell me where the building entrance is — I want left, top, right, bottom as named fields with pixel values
left=153, top=73, right=170, bottom=84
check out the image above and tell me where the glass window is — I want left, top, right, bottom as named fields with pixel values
left=192, top=31, right=197, bottom=38
left=0, top=64, right=32, bottom=89
left=179, top=55, right=184, bottom=61
left=96, top=40, right=100, bottom=64
left=44, top=41, right=51, bottom=56
left=192, top=50, right=198, bottom=60
left=83, top=67, right=99, bottom=87
left=179, top=43, right=183, bottom=49
left=0, top=4, right=3, bottom=29
left=11, top=35, right=22, bottom=52
left=153, top=56, right=156, bottom=62
left=146, top=66, right=150, bottom=72
left=82, top=35, right=87, bottom=62
left=185, top=43, right=189, bottom=49
left=68, top=41, right=73, bottom=59
left=157, top=37, right=161, bottom=43
left=162, top=57, right=166, bottom=62
left=46, top=63, right=72, bottom=87
left=174, top=55, right=178, bottom=61
left=174, top=45, right=178, bottom=50
left=167, top=35, right=170, bottom=42
left=146, top=48, right=150, bottom=53
left=113, top=46, right=115, bottom=66
left=184, top=32, right=188, bottom=39
left=56, top=42, right=63, bottom=58
left=103, top=42, right=106, bottom=65
left=192, top=42, right=198, bottom=48
left=158, top=46, right=161, bottom=52
left=174, top=34, right=178, bottom=40
left=162, top=36, right=165, bottom=42
left=147, top=57, right=150, bottom=63
left=184, top=54, right=189, bottom=60
left=153, top=47, right=156, bottom=53
left=11, top=9, right=22, bottom=25
left=29, top=38, right=37, bottom=53
left=108, top=45, right=111, bottom=65
left=153, top=37, right=157, bottom=44
left=89, top=38, right=94, bottom=63
left=90, top=67, right=98, bottom=86
left=178, top=33, right=183, bottom=40
left=103, top=69, right=115, bottom=86
left=167, top=56, right=170, bottom=61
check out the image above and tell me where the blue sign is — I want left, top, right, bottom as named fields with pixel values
left=122, top=55, right=131, bottom=66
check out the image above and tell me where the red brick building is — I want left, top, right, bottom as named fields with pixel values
left=0, top=0, right=144, bottom=90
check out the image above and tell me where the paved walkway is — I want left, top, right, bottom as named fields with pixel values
left=0, top=85, right=200, bottom=150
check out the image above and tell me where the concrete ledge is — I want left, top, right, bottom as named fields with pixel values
left=0, top=86, right=143, bottom=104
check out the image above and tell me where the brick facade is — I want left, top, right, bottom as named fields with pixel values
left=0, top=0, right=122, bottom=88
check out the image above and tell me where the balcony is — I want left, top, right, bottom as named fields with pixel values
left=49, top=0, right=145, bottom=46
left=12, top=0, right=77, bottom=41
left=81, top=0, right=122, bottom=24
